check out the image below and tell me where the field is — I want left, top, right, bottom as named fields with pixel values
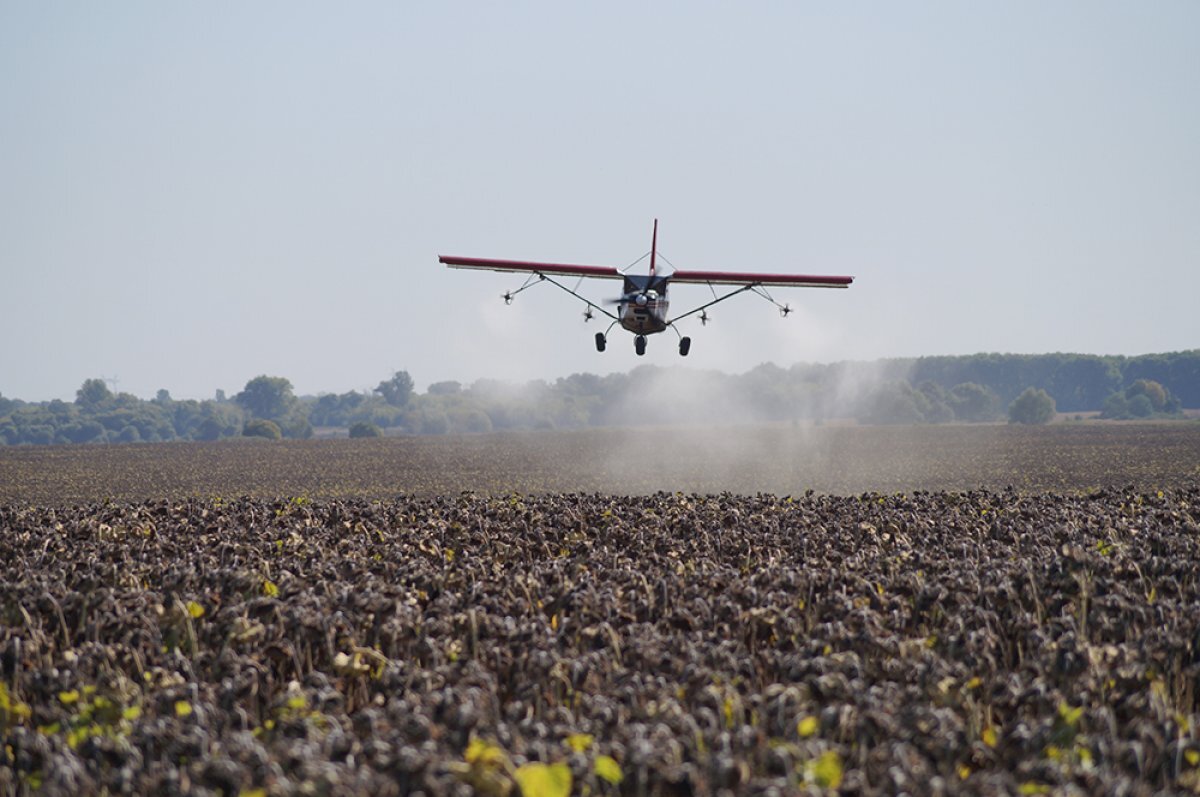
left=3, top=423, right=1200, bottom=505
left=3, top=423, right=1200, bottom=796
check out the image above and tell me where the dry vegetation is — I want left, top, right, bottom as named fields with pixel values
left=3, top=424, right=1200, bottom=795
left=2, top=423, right=1199, bottom=505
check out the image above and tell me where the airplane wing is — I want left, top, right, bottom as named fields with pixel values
left=669, top=269, right=853, bottom=288
left=439, top=256, right=624, bottom=280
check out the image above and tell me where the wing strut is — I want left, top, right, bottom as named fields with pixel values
left=667, top=283, right=795, bottom=325
left=505, top=270, right=619, bottom=322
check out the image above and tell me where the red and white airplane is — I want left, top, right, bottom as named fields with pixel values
left=440, top=220, right=853, bottom=356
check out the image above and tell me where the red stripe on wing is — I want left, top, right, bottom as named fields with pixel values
left=669, top=269, right=853, bottom=288
left=439, top=256, right=623, bottom=280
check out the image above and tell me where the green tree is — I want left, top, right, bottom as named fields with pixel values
left=1127, top=394, right=1154, bottom=418
left=859, top=381, right=930, bottom=425
left=375, top=371, right=414, bottom=407
left=235, top=376, right=296, bottom=420
left=76, top=378, right=113, bottom=410
left=1100, top=392, right=1131, bottom=419
left=1008, top=387, right=1056, bottom=425
left=243, top=419, right=283, bottom=439
left=195, top=403, right=243, bottom=441
left=1125, top=379, right=1167, bottom=411
left=348, top=421, right=383, bottom=438
left=950, top=382, right=1001, bottom=422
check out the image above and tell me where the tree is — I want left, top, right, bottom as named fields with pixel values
left=375, top=371, right=414, bottom=407
left=950, top=382, right=1001, bottom=422
left=76, top=378, right=113, bottom=410
left=1008, top=388, right=1056, bottom=425
left=859, top=381, right=930, bottom=425
left=235, top=376, right=296, bottom=420
left=348, top=421, right=383, bottom=438
left=1125, top=379, right=1167, bottom=411
left=243, top=419, right=282, bottom=440
left=195, top=403, right=243, bottom=441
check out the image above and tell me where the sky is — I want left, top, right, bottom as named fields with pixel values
left=2, top=2, right=1197, bottom=401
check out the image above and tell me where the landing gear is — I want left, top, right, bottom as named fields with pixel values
left=679, top=337, right=691, bottom=357
left=595, top=332, right=606, bottom=352
left=634, top=335, right=647, bottom=356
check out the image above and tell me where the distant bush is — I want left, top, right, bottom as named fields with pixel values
left=243, top=419, right=282, bottom=440
left=348, top=421, right=383, bottom=439
left=1008, top=388, right=1056, bottom=425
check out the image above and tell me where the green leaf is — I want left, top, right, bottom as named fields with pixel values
left=513, top=762, right=571, bottom=797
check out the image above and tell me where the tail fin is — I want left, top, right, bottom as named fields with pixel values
left=649, top=219, right=658, bottom=277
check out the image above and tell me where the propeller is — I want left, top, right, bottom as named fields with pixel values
left=605, top=291, right=656, bottom=306
left=700, top=310, right=710, bottom=326
left=779, top=303, right=792, bottom=317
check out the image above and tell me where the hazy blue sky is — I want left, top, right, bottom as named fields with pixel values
left=2, top=2, right=1197, bottom=401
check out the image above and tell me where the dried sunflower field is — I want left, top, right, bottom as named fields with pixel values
left=2, top=424, right=1200, bottom=796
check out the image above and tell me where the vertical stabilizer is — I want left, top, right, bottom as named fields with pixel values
left=649, top=219, right=658, bottom=277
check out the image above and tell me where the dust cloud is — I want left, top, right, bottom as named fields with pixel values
left=589, top=360, right=915, bottom=495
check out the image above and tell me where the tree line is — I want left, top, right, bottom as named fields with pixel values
left=1, top=351, right=1195, bottom=446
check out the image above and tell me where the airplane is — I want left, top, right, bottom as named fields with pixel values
left=439, top=220, right=853, bottom=356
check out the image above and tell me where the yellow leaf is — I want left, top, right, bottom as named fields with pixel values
left=1187, top=749, right=1200, bottom=767
left=594, top=755, right=623, bottom=785
left=1, top=683, right=32, bottom=720
left=122, top=706, right=142, bottom=721
left=465, top=738, right=509, bottom=768
left=982, top=726, right=998, bottom=748
left=797, top=715, right=819, bottom=738
left=966, top=676, right=982, bottom=690
left=175, top=700, right=193, bottom=718
left=513, top=762, right=572, bottom=797
left=186, top=601, right=205, bottom=619
left=565, top=733, right=593, bottom=753
left=239, top=790, right=268, bottom=797
left=262, top=580, right=279, bottom=597
left=958, top=764, right=971, bottom=780
left=1018, top=783, right=1050, bottom=795
left=1057, top=702, right=1083, bottom=727
left=58, top=689, right=80, bottom=705
left=807, top=750, right=843, bottom=788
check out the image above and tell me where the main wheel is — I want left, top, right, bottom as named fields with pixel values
left=679, top=337, right=691, bottom=357
left=595, top=332, right=606, bottom=352
left=634, top=335, right=647, bottom=356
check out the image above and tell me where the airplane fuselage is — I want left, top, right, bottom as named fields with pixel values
left=617, top=275, right=670, bottom=335
left=618, top=294, right=669, bottom=334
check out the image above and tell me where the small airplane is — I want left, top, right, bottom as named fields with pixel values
left=439, top=220, right=853, bottom=356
